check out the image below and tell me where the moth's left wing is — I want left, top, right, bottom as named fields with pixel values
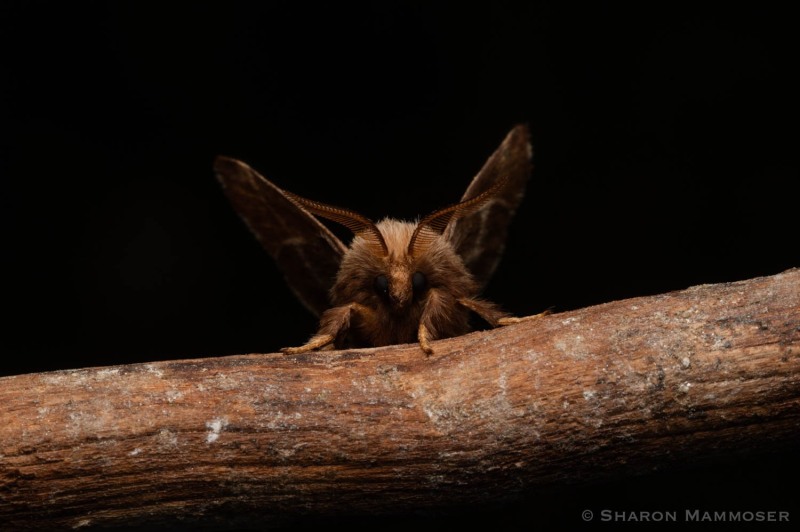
left=214, top=156, right=347, bottom=317
left=444, top=125, right=533, bottom=289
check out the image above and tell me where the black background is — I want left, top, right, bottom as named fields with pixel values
left=1, top=2, right=798, bottom=530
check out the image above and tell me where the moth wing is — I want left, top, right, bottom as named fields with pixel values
left=214, top=156, right=347, bottom=317
left=444, top=124, right=532, bottom=289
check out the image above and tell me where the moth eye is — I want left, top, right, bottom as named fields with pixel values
left=411, top=271, right=427, bottom=292
left=373, top=274, right=389, bottom=295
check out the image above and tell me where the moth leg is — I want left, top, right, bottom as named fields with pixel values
left=497, top=309, right=551, bottom=326
left=281, top=302, right=373, bottom=355
left=458, top=297, right=550, bottom=327
left=417, top=288, right=455, bottom=355
left=456, top=297, right=510, bottom=328
left=418, top=324, right=434, bottom=356
left=281, top=334, right=335, bottom=355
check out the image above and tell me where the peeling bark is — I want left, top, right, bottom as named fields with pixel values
left=1, top=269, right=799, bottom=529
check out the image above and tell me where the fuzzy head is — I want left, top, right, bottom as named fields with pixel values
left=329, top=219, right=478, bottom=344
left=335, top=220, right=477, bottom=308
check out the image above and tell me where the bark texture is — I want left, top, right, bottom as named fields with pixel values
left=1, top=269, right=799, bottom=529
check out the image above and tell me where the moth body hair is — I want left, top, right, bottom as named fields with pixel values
left=327, top=218, right=483, bottom=349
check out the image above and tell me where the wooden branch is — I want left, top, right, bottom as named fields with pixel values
left=2, top=269, right=799, bottom=529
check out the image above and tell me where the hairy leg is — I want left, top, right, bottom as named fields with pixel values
left=458, top=297, right=550, bottom=327
left=282, top=302, right=375, bottom=354
left=457, top=297, right=510, bottom=327
left=497, top=310, right=551, bottom=326
left=417, top=323, right=434, bottom=355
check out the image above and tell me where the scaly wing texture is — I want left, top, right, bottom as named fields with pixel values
left=444, top=125, right=532, bottom=289
left=214, top=156, right=347, bottom=317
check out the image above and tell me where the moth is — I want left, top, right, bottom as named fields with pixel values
left=215, top=125, right=541, bottom=355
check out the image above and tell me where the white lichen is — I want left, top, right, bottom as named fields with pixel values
left=205, top=417, right=229, bottom=444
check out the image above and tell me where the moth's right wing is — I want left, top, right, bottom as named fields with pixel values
left=214, top=156, right=347, bottom=317
left=444, top=125, right=532, bottom=290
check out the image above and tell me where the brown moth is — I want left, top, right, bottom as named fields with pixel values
left=214, top=125, right=538, bottom=355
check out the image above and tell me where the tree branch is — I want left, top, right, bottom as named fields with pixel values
left=2, top=269, right=799, bottom=529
